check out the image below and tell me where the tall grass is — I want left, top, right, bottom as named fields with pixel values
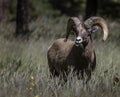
left=0, top=16, right=120, bottom=97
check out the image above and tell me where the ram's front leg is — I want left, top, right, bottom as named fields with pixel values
left=85, top=64, right=92, bottom=83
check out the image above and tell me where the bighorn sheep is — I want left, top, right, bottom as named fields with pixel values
left=47, top=16, right=108, bottom=81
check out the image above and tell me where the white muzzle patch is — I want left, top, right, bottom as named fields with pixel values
left=76, top=36, right=83, bottom=43
left=75, top=36, right=83, bottom=46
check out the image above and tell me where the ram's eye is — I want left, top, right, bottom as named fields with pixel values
left=83, top=37, right=88, bottom=42
left=70, top=30, right=75, bottom=35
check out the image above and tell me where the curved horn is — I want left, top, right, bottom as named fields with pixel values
left=84, top=17, right=108, bottom=41
left=65, top=17, right=80, bottom=41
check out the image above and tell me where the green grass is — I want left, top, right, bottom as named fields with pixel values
left=0, top=16, right=120, bottom=97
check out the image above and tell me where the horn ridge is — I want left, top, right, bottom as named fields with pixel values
left=65, top=17, right=80, bottom=41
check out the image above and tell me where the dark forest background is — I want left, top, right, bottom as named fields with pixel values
left=0, top=0, right=120, bottom=38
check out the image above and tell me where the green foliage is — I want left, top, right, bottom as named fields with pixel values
left=98, top=0, right=120, bottom=19
left=49, top=0, right=85, bottom=16
left=8, top=0, right=61, bottom=21
left=8, top=0, right=17, bottom=21
left=29, top=0, right=55, bottom=19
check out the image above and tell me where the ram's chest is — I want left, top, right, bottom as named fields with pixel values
left=71, top=49, right=92, bottom=68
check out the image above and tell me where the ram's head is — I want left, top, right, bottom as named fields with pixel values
left=65, top=17, right=108, bottom=46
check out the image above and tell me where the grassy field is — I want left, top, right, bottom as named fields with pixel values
left=0, top=16, right=120, bottom=97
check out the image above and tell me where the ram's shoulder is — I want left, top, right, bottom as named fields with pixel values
left=54, top=38, right=74, bottom=45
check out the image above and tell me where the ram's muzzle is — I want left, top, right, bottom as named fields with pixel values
left=75, top=36, right=83, bottom=46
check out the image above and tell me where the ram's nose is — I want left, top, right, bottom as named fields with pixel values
left=75, top=36, right=83, bottom=46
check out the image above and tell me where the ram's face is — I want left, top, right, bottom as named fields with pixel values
left=72, top=23, right=90, bottom=47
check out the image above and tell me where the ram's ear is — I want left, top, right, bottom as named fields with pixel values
left=70, top=30, right=75, bottom=35
left=88, top=26, right=99, bottom=33
left=92, top=26, right=99, bottom=32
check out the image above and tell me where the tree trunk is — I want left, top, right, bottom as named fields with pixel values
left=0, top=0, right=9, bottom=22
left=85, top=0, right=98, bottom=19
left=16, top=0, right=29, bottom=37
